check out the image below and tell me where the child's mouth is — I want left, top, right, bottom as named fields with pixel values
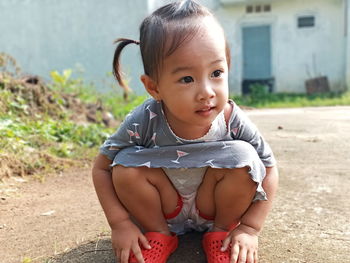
left=196, top=106, right=215, bottom=116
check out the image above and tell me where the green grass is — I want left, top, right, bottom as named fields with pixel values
left=1, top=64, right=349, bottom=179
left=232, top=85, right=350, bottom=108
left=0, top=117, right=110, bottom=158
left=0, top=67, right=151, bottom=179
left=49, top=69, right=148, bottom=119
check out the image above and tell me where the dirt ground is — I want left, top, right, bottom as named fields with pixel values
left=1, top=106, right=350, bottom=263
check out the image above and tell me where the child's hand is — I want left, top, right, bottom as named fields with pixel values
left=111, top=219, right=151, bottom=263
left=221, top=224, right=259, bottom=263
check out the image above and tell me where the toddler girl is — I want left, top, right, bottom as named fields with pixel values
left=92, top=1, right=278, bottom=262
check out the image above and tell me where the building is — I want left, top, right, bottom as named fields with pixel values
left=0, top=0, right=148, bottom=93
left=1, top=0, right=349, bottom=94
left=214, top=0, right=350, bottom=94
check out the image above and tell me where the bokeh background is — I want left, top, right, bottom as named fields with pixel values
left=1, top=0, right=349, bottom=94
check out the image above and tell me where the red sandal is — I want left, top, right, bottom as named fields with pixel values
left=129, top=232, right=178, bottom=263
left=202, top=231, right=231, bottom=263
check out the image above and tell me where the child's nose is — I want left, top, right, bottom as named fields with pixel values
left=197, top=81, right=215, bottom=101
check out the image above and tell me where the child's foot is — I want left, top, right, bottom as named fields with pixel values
left=129, top=232, right=178, bottom=263
left=202, top=231, right=230, bottom=263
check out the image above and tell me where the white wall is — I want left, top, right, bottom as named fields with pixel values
left=0, top=0, right=221, bottom=94
left=216, top=0, right=346, bottom=94
left=346, top=0, right=350, bottom=89
left=149, top=0, right=219, bottom=12
left=1, top=0, right=346, bottom=94
left=0, top=0, right=147, bottom=93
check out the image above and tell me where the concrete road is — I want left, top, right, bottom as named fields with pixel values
left=2, top=106, right=349, bottom=263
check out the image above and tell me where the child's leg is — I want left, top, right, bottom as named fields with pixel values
left=112, top=166, right=179, bottom=235
left=196, top=167, right=257, bottom=231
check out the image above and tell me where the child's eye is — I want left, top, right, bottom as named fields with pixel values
left=180, top=76, right=194, bottom=83
left=211, top=70, right=223, bottom=78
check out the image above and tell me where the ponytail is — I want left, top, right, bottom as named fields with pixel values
left=113, top=38, right=140, bottom=97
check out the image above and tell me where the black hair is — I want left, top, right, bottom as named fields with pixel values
left=113, top=0, right=231, bottom=93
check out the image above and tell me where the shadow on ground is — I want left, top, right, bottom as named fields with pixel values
left=51, top=232, right=206, bottom=263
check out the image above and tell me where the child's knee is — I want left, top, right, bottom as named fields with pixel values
left=112, top=165, right=145, bottom=186
left=207, top=166, right=250, bottom=183
left=112, top=166, right=170, bottom=188
left=232, top=140, right=260, bottom=160
left=227, top=167, right=253, bottom=184
left=226, top=140, right=263, bottom=181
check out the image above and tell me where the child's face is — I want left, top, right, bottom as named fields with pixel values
left=143, top=17, right=229, bottom=139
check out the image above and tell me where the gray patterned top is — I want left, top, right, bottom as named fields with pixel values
left=100, top=98, right=276, bottom=169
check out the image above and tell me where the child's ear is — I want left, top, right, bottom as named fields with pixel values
left=140, top=74, right=160, bottom=100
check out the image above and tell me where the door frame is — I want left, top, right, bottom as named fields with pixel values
left=239, top=21, right=275, bottom=94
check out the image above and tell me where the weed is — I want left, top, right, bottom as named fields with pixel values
left=232, top=84, right=350, bottom=108
left=0, top=52, right=21, bottom=77
left=21, top=257, right=32, bottom=263
left=0, top=57, right=116, bottom=179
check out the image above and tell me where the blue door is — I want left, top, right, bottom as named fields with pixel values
left=242, top=25, right=273, bottom=94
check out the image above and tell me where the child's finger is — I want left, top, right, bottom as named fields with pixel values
left=120, top=248, right=130, bottom=263
left=139, top=234, right=151, bottom=249
left=254, top=250, right=259, bottom=263
left=131, top=243, right=145, bottom=263
left=230, top=243, right=240, bottom=263
left=247, top=249, right=254, bottom=263
left=114, top=249, right=121, bottom=263
left=237, top=247, right=247, bottom=263
left=221, top=236, right=231, bottom=251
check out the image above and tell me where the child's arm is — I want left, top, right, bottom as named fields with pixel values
left=239, top=166, right=278, bottom=232
left=222, top=166, right=279, bottom=262
left=92, top=154, right=150, bottom=263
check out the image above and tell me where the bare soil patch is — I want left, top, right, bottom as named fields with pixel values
left=1, top=106, right=350, bottom=263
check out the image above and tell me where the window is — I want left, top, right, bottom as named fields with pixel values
left=264, top=5, right=271, bottom=12
left=246, top=5, right=253, bottom=13
left=298, top=16, right=315, bottom=28
left=246, top=4, right=271, bottom=14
